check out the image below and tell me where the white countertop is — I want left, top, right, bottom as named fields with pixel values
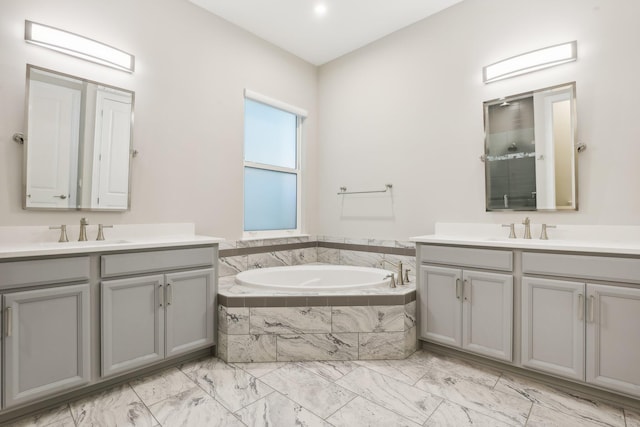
left=411, top=223, right=640, bottom=256
left=0, top=223, right=224, bottom=259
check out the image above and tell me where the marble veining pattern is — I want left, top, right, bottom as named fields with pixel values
left=276, top=333, right=358, bottom=361
left=358, top=332, right=406, bottom=360
left=179, top=357, right=274, bottom=412
left=414, top=365, right=532, bottom=425
left=331, top=305, right=404, bottom=332
left=259, top=364, right=357, bottom=418
left=250, top=306, right=332, bottom=334
left=339, top=250, right=384, bottom=268
left=494, top=372, right=625, bottom=426
left=317, top=247, right=340, bottom=264
left=218, top=305, right=250, bottom=334
left=218, top=255, right=248, bottom=277
left=218, top=331, right=277, bottom=363
left=327, top=396, right=422, bottom=427
left=248, top=251, right=290, bottom=269
left=291, top=247, right=318, bottom=265
left=296, top=360, right=361, bottom=382
left=336, top=366, right=442, bottom=424
left=235, top=391, right=332, bottom=427
left=6, top=349, right=633, bottom=427
left=220, top=300, right=415, bottom=363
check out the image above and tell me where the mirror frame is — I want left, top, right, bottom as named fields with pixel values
left=483, top=82, right=578, bottom=212
left=22, top=64, right=135, bottom=211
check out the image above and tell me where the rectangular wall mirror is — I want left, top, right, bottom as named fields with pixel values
left=23, top=65, right=134, bottom=211
left=483, top=82, right=577, bottom=211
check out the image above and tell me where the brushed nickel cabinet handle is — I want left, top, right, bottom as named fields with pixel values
left=166, top=283, right=173, bottom=305
left=455, top=278, right=461, bottom=299
left=578, top=293, right=584, bottom=320
left=158, top=284, right=164, bottom=307
left=589, top=295, right=595, bottom=323
left=463, top=279, right=470, bottom=302
left=6, top=307, right=12, bottom=337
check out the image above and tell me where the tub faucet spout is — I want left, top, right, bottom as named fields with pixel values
left=382, top=260, right=404, bottom=286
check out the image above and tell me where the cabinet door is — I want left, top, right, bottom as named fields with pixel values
left=419, top=266, right=462, bottom=347
left=165, top=269, right=215, bottom=358
left=4, top=284, right=90, bottom=407
left=101, top=275, right=165, bottom=377
left=462, top=271, right=513, bottom=361
left=586, top=284, right=640, bottom=397
left=521, top=277, right=585, bottom=380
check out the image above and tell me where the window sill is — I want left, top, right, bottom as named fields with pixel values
left=241, top=233, right=311, bottom=242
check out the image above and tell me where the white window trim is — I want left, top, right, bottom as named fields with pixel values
left=243, top=91, right=304, bottom=239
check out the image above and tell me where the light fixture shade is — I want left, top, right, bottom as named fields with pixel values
left=483, top=41, right=577, bottom=84
left=25, top=20, right=135, bottom=73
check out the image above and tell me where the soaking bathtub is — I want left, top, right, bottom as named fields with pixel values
left=218, top=264, right=418, bottom=363
left=234, top=264, right=395, bottom=292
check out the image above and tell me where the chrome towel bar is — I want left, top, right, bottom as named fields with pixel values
left=337, top=184, right=392, bottom=195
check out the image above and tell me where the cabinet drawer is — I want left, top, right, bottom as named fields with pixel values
left=101, top=247, right=214, bottom=278
left=0, top=256, right=90, bottom=288
left=522, top=252, right=640, bottom=284
left=419, top=245, right=513, bottom=272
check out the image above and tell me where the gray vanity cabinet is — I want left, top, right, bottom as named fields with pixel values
left=101, top=275, right=165, bottom=377
left=3, top=283, right=91, bottom=408
left=101, top=269, right=215, bottom=377
left=418, top=245, right=514, bottom=362
left=165, top=269, right=215, bottom=358
left=586, top=284, right=640, bottom=397
left=420, top=266, right=513, bottom=361
left=100, top=248, right=216, bottom=377
left=521, top=277, right=585, bottom=381
left=522, top=252, right=640, bottom=397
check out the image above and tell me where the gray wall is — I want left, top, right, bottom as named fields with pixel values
left=317, top=0, right=640, bottom=239
left=0, top=0, right=318, bottom=240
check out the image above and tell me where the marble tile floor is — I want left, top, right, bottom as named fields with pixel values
left=7, top=350, right=640, bottom=427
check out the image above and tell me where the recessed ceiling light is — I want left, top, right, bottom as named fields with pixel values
left=314, top=4, right=327, bottom=16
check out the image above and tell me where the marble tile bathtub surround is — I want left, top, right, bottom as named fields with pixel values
left=218, top=299, right=417, bottom=363
left=217, top=235, right=416, bottom=277
left=7, top=349, right=634, bottom=427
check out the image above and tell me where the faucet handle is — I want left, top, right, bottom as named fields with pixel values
left=403, top=269, right=411, bottom=283
left=49, top=225, right=68, bottom=242
left=80, top=217, right=88, bottom=225
left=384, top=274, right=396, bottom=288
left=540, top=224, right=556, bottom=240
left=501, top=223, right=516, bottom=239
left=96, top=224, right=113, bottom=241
left=522, top=216, right=531, bottom=225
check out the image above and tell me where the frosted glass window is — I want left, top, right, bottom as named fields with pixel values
left=244, top=99, right=297, bottom=169
left=244, top=167, right=297, bottom=231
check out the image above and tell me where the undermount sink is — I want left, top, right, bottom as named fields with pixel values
left=37, top=239, right=131, bottom=248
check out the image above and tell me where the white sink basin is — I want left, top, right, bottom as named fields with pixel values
left=37, top=240, right=131, bottom=248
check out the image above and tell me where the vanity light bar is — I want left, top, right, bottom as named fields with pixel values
left=24, top=20, right=135, bottom=73
left=483, top=41, right=577, bottom=84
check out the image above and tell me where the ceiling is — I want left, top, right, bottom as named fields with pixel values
left=189, top=0, right=464, bottom=65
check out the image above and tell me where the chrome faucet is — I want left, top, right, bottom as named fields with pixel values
left=522, top=217, right=532, bottom=239
left=79, top=217, right=89, bottom=241
left=382, top=259, right=405, bottom=286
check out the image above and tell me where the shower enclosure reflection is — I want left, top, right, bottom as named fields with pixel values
left=483, top=83, right=577, bottom=211
left=24, top=65, right=134, bottom=211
